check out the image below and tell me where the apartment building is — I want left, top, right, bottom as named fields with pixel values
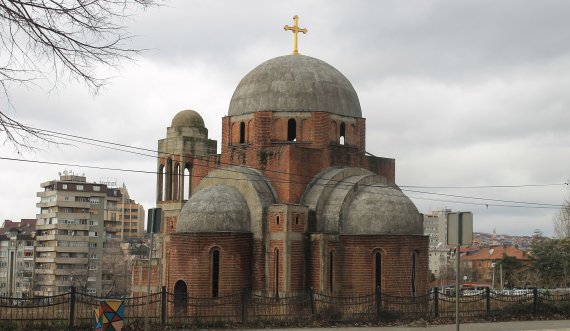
left=104, top=185, right=145, bottom=240
left=34, top=172, right=142, bottom=296
left=0, top=220, right=36, bottom=298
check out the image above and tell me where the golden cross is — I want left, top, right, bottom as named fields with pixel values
left=284, top=15, right=307, bottom=55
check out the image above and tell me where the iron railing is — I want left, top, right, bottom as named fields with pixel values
left=0, top=287, right=569, bottom=330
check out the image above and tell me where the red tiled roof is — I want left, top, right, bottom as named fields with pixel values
left=462, top=246, right=528, bottom=261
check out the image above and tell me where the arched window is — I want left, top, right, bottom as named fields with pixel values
left=239, top=122, right=245, bottom=144
left=339, top=122, right=346, bottom=145
left=287, top=119, right=296, bottom=141
left=329, top=250, right=334, bottom=293
left=173, top=280, right=188, bottom=315
left=173, top=163, right=180, bottom=201
left=411, top=251, right=418, bottom=296
left=165, top=158, right=172, bottom=200
left=275, top=248, right=280, bottom=297
left=212, top=249, right=220, bottom=298
left=183, top=165, right=191, bottom=201
left=158, top=164, right=164, bottom=201
left=375, top=251, right=382, bottom=292
left=276, top=216, right=280, bottom=225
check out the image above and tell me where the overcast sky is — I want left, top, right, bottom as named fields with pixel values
left=1, top=0, right=569, bottom=237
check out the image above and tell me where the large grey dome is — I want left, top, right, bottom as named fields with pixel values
left=228, top=55, right=362, bottom=117
left=301, top=167, right=423, bottom=235
left=177, top=185, right=251, bottom=233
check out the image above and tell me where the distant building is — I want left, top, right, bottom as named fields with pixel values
left=34, top=172, right=143, bottom=296
left=104, top=185, right=145, bottom=240
left=0, top=219, right=36, bottom=298
left=461, top=245, right=530, bottom=288
left=423, top=210, right=453, bottom=279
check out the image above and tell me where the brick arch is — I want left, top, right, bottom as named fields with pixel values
left=247, top=120, right=253, bottom=144
left=300, top=119, right=310, bottom=141
left=230, top=122, right=237, bottom=144
left=349, top=123, right=356, bottom=145
left=330, top=121, right=338, bottom=143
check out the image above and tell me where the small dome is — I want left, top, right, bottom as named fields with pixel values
left=177, top=185, right=250, bottom=233
left=344, top=185, right=423, bottom=235
left=171, top=109, right=205, bottom=128
left=229, top=55, right=362, bottom=117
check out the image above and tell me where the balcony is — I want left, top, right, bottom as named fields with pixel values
left=37, top=212, right=56, bottom=219
left=35, top=268, right=55, bottom=275
left=36, top=246, right=56, bottom=252
left=36, top=234, right=56, bottom=241
left=56, top=235, right=89, bottom=242
left=55, top=257, right=88, bottom=264
left=55, top=246, right=89, bottom=254
left=35, top=257, right=55, bottom=263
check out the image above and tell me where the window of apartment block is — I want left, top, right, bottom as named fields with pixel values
left=89, top=243, right=97, bottom=248
left=76, top=185, right=84, bottom=191
left=89, top=231, right=98, bottom=237
left=62, top=184, right=67, bottom=189
left=93, top=186, right=100, bottom=192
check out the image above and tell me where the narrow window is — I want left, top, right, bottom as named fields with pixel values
left=287, top=119, right=296, bottom=141
left=411, top=252, right=417, bottom=296
left=239, top=122, right=245, bottom=144
left=339, top=122, right=346, bottom=145
left=165, top=158, right=173, bottom=200
left=276, top=216, right=280, bottom=225
left=183, top=166, right=191, bottom=201
left=375, top=252, right=382, bottom=291
left=329, top=251, right=334, bottom=293
left=295, top=216, right=299, bottom=225
left=275, top=249, right=280, bottom=297
left=212, top=249, right=220, bottom=298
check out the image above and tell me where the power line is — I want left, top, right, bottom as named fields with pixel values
left=401, top=188, right=562, bottom=207
left=1, top=156, right=564, bottom=209
left=6, top=122, right=568, bottom=190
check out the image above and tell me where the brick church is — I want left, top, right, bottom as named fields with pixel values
left=151, top=33, right=429, bottom=300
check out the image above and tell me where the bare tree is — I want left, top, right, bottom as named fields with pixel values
left=0, top=0, right=157, bottom=149
left=554, top=196, right=570, bottom=239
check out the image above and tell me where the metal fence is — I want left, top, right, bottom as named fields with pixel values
left=1, top=288, right=569, bottom=330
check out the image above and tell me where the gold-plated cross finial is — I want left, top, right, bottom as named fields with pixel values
left=284, top=15, right=307, bottom=55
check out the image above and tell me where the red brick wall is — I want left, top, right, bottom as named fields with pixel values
left=167, top=233, right=252, bottom=297
left=336, top=235, right=429, bottom=296
left=289, top=241, right=305, bottom=293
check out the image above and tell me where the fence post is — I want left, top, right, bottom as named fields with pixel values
left=434, top=287, right=439, bottom=318
left=485, top=287, right=491, bottom=315
left=68, top=286, right=76, bottom=329
left=160, top=286, right=167, bottom=327
left=240, top=288, right=248, bottom=324
left=309, top=288, right=315, bottom=317
left=533, top=287, right=538, bottom=314
left=375, top=286, right=381, bottom=323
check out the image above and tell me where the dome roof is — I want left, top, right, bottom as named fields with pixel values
left=301, top=167, right=422, bottom=235
left=343, top=185, right=423, bottom=235
left=228, top=55, right=362, bottom=117
left=177, top=185, right=251, bottom=233
left=171, top=109, right=205, bottom=128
